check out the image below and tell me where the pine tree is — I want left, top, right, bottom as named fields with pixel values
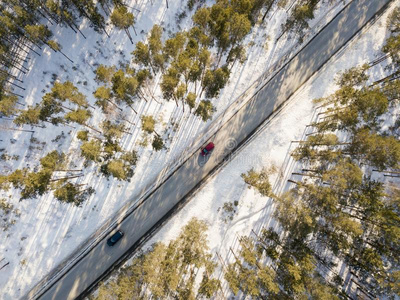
left=348, top=128, right=400, bottom=170
left=14, top=105, right=42, bottom=126
left=163, top=32, right=187, bottom=62
left=101, top=120, right=127, bottom=141
left=185, top=92, right=196, bottom=111
left=132, top=41, right=151, bottom=69
left=383, top=7, right=400, bottom=69
left=336, top=64, right=369, bottom=88
left=24, top=24, right=52, bottom=45
left=93, top=86, right=116, bottom=113
left=40, top=150, right=65, bottom=171
left=95, top=65, right=116, bottom=84
left=0, top=94, right=18, bottom=116
left=77, top=130, right=89, bottom=141
left=53, top=182, right=88, bottom=206
left=103, top=159, right=131, bottom=180
left=202, top=67, right=230, bottom=99
left=241, top=168, right=272, bottom=196
left=80, top=140, right=102, bottom=162
left=51, top=81, right=89, bottom=109
left=103, top=140, right=122, bottom=159
left=283, top=0, right=320, bottom=41
left=47, top=40, right=74, bottom=63
left=195, top=100, right=215, bottom=121
left=110, top=6, right=135, bottom=43
left=111, top=69, right=139, bottom=112
left=152, top=135, right=164, bottom=151
left=110, top=6, right=134, bottom=30
left=148, top=24, right=165, bottom=72
left=121, top=150, right=138, bottom=166
left=160, top=67, right=180, bottom=105
left=20, top=170, right=52, bottom=200
left=65, top=108, right=101, bottom=133
left=141, top=115, right=159, bottom=136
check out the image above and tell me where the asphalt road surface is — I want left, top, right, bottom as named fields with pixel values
left=32, top=0, right=392, bottom=299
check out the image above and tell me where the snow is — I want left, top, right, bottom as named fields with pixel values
left=104, top=1, right=398, bottom=297
left=0, top=0, right=365, bottom=298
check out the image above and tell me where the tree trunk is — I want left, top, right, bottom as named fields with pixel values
left=60, top=104, right=74, bottom=112
left=0, top=69, right=24, bottom=83
left=107, top=99, right=123, bottom=111
left=262, top=0, right=275, bottom=22
left=124, top=28, right=134, bottom=44
left=50, top=174, right=83, bottom=182
left=5, top=80, right=25, bottom=90
left=127, top=103, right=138, bottom=114
left=0, top=126, right=34, bottom=133
left=84, top=123, right=102, bottom=134
left=122, top=117, right=135, bottom=125
left=59, top=50, right=74, bottom=63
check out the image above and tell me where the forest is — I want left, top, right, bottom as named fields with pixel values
left=223, top=7, right=400, bottom=299
left=1, top=0, right=397, bottom=299
left=0, top=0, right=323, bottom=208
left=91, top=4, right=400, bottom=299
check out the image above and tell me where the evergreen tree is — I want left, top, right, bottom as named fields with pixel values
left=195, top=100, right=215, bottom=121
left=0, top=94, right=18, bottom=116
left=132, top=41, right=151, bottom=69
left=40, top=150, right=65, bottom=171
left=121, top=150, right=138, bottom=166
left=80, top=139, right=102, bottom=162
left=202, top=67, right=230, bottom=99
left=102, top=159, right=132, bottom=180
left=51, top=81, right=89, bottom=108
left=101, top=120, right=127, bottom=141
left=110, top=6, right=135, bottom=43
left=95, top=65, right=116, bottom=84
left=110, top=6, right=134, bottom=30
left=65, top=108, right=101, bottom=133
left=141, top=115, right=159, bottom=136
left=53, top=182, right=92, bottom=206
left=148, top=24, right=165, bottom=72
left=77, top=130, right=89, bottom=141
left=283, top=0, right=320, bottom=41
left=20, top=170, right=52, bottom=200
left=152, top=135, right=164, bottom=151
left=383, top=7, right=400, bottom=69
left=348, top=128, right=400, bottom=170
left=336, top=64, right=369, bottom=88
left=14, top=105, right=42, bottom=126
left=24, top=24, right=52, bottom=46
left=241, top=168, right=272, bottom=196
left=185, top=92, right=196, bottom=110
left=94, top=86, right=115, bottom=113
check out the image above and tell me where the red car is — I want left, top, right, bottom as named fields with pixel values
left=201, top=142, right=215, bottom=156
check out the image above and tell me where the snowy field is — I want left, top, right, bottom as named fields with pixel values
left=0, top=0, right=354, bottom=298
left=114, top=2, right=398, bottom=297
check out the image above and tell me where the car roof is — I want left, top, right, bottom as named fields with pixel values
left=205, top=142, right=214, bottom=150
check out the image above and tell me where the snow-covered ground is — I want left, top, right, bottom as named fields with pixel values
left=0, top=0, right=356, bottom=298
left=103, top=2, right=397, bottom=297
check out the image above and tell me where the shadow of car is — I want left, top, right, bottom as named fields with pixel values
left=107, top=230, right=124, bottom=246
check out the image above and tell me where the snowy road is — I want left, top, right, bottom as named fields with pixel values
left=30, top=0, right=392, bottom=299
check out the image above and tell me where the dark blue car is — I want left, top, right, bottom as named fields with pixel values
left=107, top=230, right=124, bottom=246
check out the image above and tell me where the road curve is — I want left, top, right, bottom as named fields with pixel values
left=31, top=0, right=392, bottom=299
